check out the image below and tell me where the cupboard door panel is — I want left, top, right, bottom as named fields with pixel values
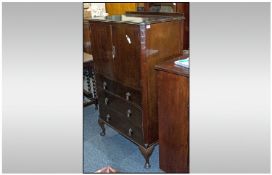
left=112, top=24, right=141, bottom=90
left=90, top=23, right=115, bottom=79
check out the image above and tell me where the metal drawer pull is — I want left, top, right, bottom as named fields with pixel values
left=126, top=92, right=131, bottom=101
left=126, top=35, right=131, bottom=44
left=106, top=114, right=111, bottom=122
left=128, top=128, right=133, bottom=136
left=112, top=45, right=116, bottom=59
left=127, top=109, right=132, bottom=118
left=104, top=97, right=109, bottom=105
left=103, top=81, right=107, bottom=90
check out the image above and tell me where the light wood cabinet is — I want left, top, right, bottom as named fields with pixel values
left=106, top=3, right=137, bottom=15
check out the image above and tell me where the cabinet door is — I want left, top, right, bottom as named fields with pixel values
left=112, top=24, right=141, bottom=90
left=90, top=22, right=115, bottom=79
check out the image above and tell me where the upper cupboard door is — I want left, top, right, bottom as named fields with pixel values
left=90, top=22, right=115, bottom=79
left=112, top=24, right=141, bottom=90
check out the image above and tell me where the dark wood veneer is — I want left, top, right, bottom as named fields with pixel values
left=97, top=89, right=142, bottom=128
left=96, top=73, right=142, bottom=106
left=99, top=106, right=144, bottom=145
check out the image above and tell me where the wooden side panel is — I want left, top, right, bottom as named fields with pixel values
left=147, top=20, right=182, bottom=59
left=90, top=22, right=115, bottom=79
left=140, top=2, right=189, bottom=50
left=157, top=71, right=189, bottom=173
left=112, top=24, right=141, bottom=90
left=142, top=20, right=183, bottom=144
left=106, top=3, right=137, bottom=15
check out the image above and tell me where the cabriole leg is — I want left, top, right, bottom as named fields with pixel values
left=138, top=145, right=155, bottom=169
left=98, top=118, right=105, bottom=136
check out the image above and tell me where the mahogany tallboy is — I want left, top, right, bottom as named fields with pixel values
left=88, top=13, right=184, bottom=168
left=155, top=57, right=189, bottom=173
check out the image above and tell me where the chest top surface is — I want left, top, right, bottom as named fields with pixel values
left=155, top=55, right=189, bottom=77
left=88, top=14, right=183, bottom=25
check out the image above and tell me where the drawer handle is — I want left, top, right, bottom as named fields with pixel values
left=112, top=45, right=116, bottom=59
left=103, top=81, right=107, bottom=90
left=126, top=92, right=131, bottom=101
left=106, top=114, right=111, bottom=122
left=104, top=97, right=109, bottom=105
left=127, top=109, right=132, bottom=118
left=128, top=128, right=133, bottom=136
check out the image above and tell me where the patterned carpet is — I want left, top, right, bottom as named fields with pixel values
left=83, top=105, right=163, bottom=173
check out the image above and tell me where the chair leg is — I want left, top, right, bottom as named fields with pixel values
left=83, top=61, right=98, bottom=109
left=91, top=69, right=98, bottom=110
left=87, top=70, right=93, bottom=98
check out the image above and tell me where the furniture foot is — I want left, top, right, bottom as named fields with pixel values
left=138, top=145, right=155, bottom=169
left=95, top=102, right=98, bottom=110
left=98, top=118, right=105, bottom=136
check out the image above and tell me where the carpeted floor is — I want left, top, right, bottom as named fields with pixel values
left=83, top=105, right=163, bottom=173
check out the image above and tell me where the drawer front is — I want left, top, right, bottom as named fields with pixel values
left=96, top=74, right=142, bottom=107
left=97, top=89, right=142, bottom=128
left=99, top=106, right=144, bottom=145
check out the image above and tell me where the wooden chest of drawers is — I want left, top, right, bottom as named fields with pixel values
left=89, top=12, right=184, bottom=168
left=155, top=57, right=189, bottom=173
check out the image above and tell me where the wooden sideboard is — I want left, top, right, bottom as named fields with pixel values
left=88, top=13, right=184, bottom=168
left=155, top=57, right=189, bottom=173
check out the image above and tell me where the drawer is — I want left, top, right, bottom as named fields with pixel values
left=96, top=74, right=142, bottom=107
left=99, top=107, right=144, bottom=145
left=97, top=89, right=142, bottom=128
